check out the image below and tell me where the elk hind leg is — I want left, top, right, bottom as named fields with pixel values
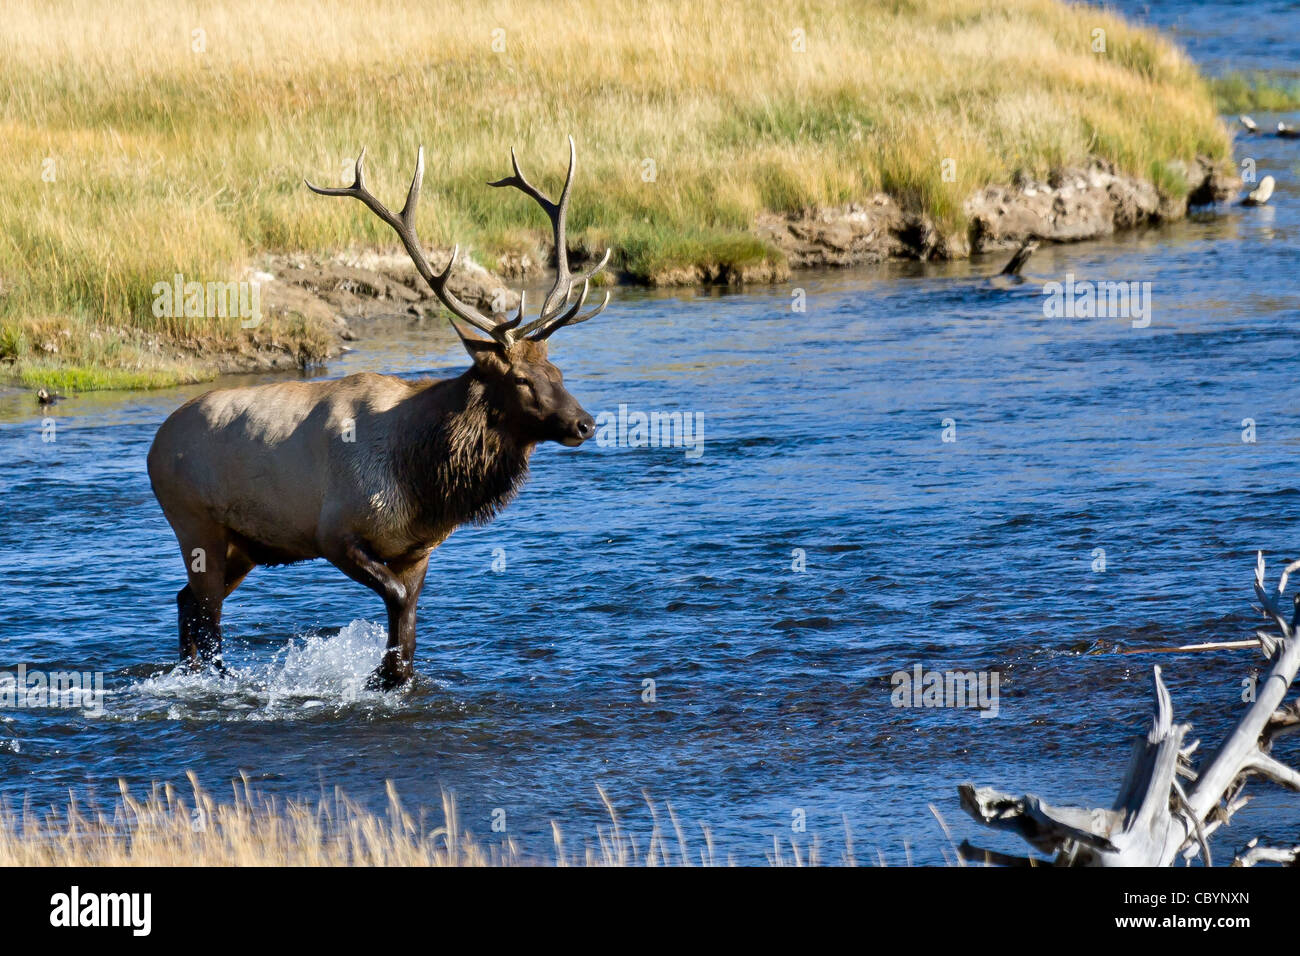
left=175, top=525, right=231, bottom=670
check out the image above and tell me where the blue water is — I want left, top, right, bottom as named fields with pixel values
left=2, top=2, right=1299, bottom=865
left=1105, top=0, right=1300, bottom=75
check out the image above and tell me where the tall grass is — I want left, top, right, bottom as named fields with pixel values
left=0, top=774, right=837, bottom=866
left=0, top=0, right=1229, bottom=387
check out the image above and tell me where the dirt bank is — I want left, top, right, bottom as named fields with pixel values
left=263, top=249, right=518, bottom=326
left=756, top=157, right=1240, bottom=270
left=199, top=249, right=521, bottom=375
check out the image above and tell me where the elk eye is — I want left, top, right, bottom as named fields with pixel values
left=512, top=376, right=535, bottom=392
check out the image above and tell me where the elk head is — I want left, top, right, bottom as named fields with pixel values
left=306, top=136, right=610, bottom=447
left=461, top=337, right=594, bottom=447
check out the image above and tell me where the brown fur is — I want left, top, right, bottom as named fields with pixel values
left=398, top=373, right=533, bottom=534
left=148, top=338, right=594, bottom=688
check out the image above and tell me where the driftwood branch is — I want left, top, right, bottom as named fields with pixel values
left=1233, top=837, right=1300, bottom=867
left=998, top=238, right=1039, bottom=276
left=959, top=553, right=1300, bottom=866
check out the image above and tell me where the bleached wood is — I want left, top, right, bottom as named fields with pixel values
left=960, top=553, right=1300, bottom=866
left=1233, top=838, right=1300, bottom=867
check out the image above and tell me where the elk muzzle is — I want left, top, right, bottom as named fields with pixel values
left=558, top=407, right=596, bottom=446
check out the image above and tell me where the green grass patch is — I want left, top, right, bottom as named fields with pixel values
left=12, top=361, right=209, bottom=392
left=616, top=227, right=779, bottom=283
left=1210, top=72, right=1300, bottom=114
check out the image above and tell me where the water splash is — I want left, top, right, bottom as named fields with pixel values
left=116, top=621, right=406, bottom=721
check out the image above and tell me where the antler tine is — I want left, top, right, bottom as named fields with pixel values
left=490, top=144, right=563, bottom=215
left=532, top=289, right=611, bottom=341
left=517, top=279, right=590, bottom=339
left=548, top=136, right=578, bottom=312
left=400, top=145, right=424, bottom=234
left=522, top=245, right=612, bottom=335
left=307, top=148, right=513, bottom=346
left=576, top=247, right=613, bottom=283
left=568, top=289, right=611, bottom=326
left=500, top=290, right=526, bottom=333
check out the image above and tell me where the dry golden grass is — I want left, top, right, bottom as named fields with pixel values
left=0, top=774, right=842, bottom=866
left=0, top=0, right=1230, bottom=388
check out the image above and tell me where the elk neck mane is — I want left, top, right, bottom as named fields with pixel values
left=394, top=369, right=534, bottom=532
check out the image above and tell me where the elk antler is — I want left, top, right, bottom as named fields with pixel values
left=487, top=136, right=612, bottom=341
left=306, top=147, right=513, bottom=346
left=305, top=138, right=611, bottom=348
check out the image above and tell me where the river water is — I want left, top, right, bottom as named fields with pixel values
left=1, top=1, right=1298, bottom=865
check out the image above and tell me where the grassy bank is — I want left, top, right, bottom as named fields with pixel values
left=1, top=0, right=1231, bottom=390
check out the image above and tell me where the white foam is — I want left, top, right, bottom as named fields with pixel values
left=118, top=621, right=408, bottom=720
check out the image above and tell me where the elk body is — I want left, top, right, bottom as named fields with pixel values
left=148, top=138, right=610, bottom=689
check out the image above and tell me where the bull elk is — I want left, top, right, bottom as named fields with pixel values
left=148, top=137, right=611, bottom=689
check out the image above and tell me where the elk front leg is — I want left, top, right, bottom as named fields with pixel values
left=323, top=536, right=426, bottom=690
left=377, top=556, right=429, bottom=690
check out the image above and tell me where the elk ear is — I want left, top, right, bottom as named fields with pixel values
left=461, top=335, right=510, bottom=374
